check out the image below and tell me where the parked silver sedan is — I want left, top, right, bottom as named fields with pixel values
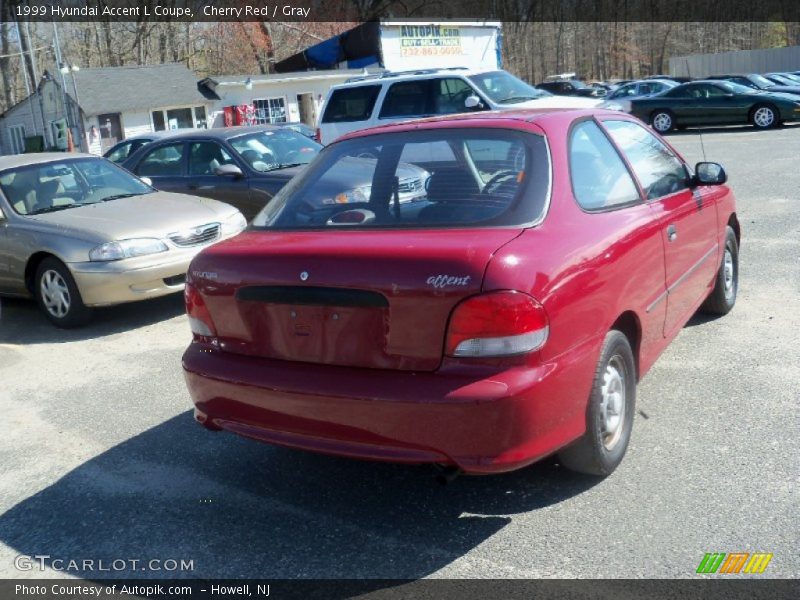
left=0, top=153, right=246, bottom=327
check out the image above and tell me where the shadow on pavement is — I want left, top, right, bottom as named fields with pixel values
left=0, top=294, right=186, bottom=345
left=0, top=411, right=599, bottom=582
left=684, top=311, right=725, bottom=328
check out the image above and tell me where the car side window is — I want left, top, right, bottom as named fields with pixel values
left=639, top=83, right=655, bottom=95
left=379, top=81, right=430, bottom=118
left=603, top=120, right=689, bottom=200
left=433, top=78, right=476, bottom=114
left=106, top=142, right=133, bottom=164
left=321, top=85, right=381, bottom=123
left=665, top=86, right=690, bottom=98
left=136, top=143, right=185, bottom=177
left=189, top=142, right=234, bottom=175
left=569, top=120, right=640, bottom=211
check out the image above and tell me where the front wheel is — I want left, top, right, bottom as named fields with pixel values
left=34, top=257, right=93, bottom=328
left=701, top=226, right=739, bottom=315
left=751, top=104, right=777, bottom=129
left=651, top=110, right=674, bottom=133
left=558, top=330, right=636, bottom=476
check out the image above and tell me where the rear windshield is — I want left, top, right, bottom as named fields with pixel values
left=251, top=128, right=550, bottom=231
left=322, top=85, right=382, bottom=123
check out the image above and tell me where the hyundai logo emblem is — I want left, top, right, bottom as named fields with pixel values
left=300, top=271, right=309, bottom=281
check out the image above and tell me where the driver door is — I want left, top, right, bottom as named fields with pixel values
left=603, top=119, right=719, bottom=337
left=184, top=141, right=254, bottom=216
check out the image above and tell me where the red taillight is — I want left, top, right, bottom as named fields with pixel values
left=445, top=291, right=548, bottom=358
left=184, top=279, right=217, bottom=340
left=314, top=128, right=322, bottom=143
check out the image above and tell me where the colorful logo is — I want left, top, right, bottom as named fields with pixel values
left=696, top=552, right=773, bottom=574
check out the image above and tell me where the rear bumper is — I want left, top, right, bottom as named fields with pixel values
left=182, top=341, right=597, bottom=474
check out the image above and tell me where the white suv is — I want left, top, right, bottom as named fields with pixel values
left=317, top=67, right=601, bottom=145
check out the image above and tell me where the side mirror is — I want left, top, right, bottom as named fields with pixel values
left=694, top=162, right=727, bottom=185
left=464, top=95, right=483, bottom=110
left=214, top=164, right=243, bottom=178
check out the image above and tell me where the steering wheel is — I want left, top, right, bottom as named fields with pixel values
left=482, top=170, right=519, bottom=194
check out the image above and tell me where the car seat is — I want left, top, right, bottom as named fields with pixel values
left=190, top=144, right=223, bottom=175
left=417, top=168, right=482, bottom=223
left=33, top=179, right=66, bottom=212
left=4, top=170, right=40, bottom=214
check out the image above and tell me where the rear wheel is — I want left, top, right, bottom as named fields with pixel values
left=34, top=257, right=93, bottom=328
left=558, top=330, right=636, bottom=476
left=751, top=104, right=778, bottom=129
left=651, top=110, right=674, bottom=133
left=701, top=226, right=738, bottom=315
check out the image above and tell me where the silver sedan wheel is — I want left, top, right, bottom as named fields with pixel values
left=753, top=107, right=775, bottom=128
left=40, top=269, right=71, bottom=318
left=600, top=356, right=627, bottom=451
left=723, top=248, right=735, bottom=302
left=652, top=112, right=672, bottom=132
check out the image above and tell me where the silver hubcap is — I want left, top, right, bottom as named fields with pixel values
left=723, top=248, right=735, bottom=300
left=754, top=107, right=774, bottom=127
left=600, top=357, right=626, bottom=450
left=40, top=269, right=71, bottom=318
left=653, top=113, right=671, bottom=132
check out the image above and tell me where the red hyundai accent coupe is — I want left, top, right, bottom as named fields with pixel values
left=182, top=109, right=739, bottom=477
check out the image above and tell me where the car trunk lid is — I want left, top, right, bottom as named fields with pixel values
left=191, top=228, right=521, bottom=371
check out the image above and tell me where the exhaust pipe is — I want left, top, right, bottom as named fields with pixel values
left=434, top=465, right=462, bottom=486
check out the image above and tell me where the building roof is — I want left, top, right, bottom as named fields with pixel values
left=71, top=63, right=215, bottom=116
left=198, top=68, right=373, bottom=92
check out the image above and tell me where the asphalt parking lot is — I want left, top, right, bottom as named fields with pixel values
left=0, top=124, right=798, bottom=580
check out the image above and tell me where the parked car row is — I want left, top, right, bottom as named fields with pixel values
left=1, top=66, right=742, bottom=481
left=600, top=72, right=800, bottom=132
left=3, top=64, right=764, bottom=330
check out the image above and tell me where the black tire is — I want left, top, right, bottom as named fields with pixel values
left=750, top=103, right=778, bottom=129
left=34, top=257, right=93, bottom=328
left=558, top=330, right=636, bottom=476
left=650, top=110, right=674, bottom=133
left=700, top=226, right=739, bottom=315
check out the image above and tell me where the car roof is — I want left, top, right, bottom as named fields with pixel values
left=122, top=129, right=191, bottom=142
left=336, top=108, right=628, bottom=142
left=0, top=152, right=98, bottom=171
left=331, top=67, right=501, bottom=89
left=138, top=125, right=284, bottom=142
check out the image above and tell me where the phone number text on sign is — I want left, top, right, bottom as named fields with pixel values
left=400, top=47, right=464, bottom=57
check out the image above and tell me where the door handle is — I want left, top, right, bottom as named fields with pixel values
left=667, top=224, right=678, bottom=242
left=187, top=184, right=198, bottom=190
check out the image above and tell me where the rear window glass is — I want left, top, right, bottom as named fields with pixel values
left=252, top=128, right=550, bottom=231
left=322, top=86, right=381, bottom=123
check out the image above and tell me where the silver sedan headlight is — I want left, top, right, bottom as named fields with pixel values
left=89, top=238, right=169, bottom=261
left=221, top=211, right=247, bottom=236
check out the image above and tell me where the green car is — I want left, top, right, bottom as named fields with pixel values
left=603, top=80, right=800, bottom=133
